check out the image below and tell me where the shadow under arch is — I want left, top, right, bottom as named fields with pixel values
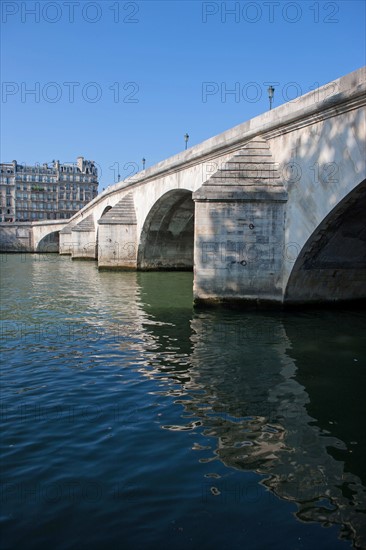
left=137, top=188, right=194, bottom=270
left=100, top=205, right=113, bottom=217
left=285, top=179, right=366, bottom=305
left=36, top=231, right=60, bottom=252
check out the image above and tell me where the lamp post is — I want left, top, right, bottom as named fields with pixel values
left=268, top=86, right=275, bottom=110
left=142, top=158, right=146, bottom=170
left=184, top=133, right=189, bottom=150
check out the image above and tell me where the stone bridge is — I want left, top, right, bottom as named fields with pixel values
left=2, top=67, right=365, bottom=306
left=0, top=220, right=65, bottom=254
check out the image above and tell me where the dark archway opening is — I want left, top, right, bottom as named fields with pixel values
left=101, top=206, right=113, bottom=217
left=138, top=189, right=194, bottom=270
left=285, top=180, right=366, bottom=305
left=37, top=231, right=60, bottom=253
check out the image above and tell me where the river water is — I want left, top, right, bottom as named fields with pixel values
left=1, top=254, right=365, bottom=549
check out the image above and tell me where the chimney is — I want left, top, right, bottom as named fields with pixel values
left=77, top=156, right=84, bottom=171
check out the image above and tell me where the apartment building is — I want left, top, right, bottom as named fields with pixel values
left=0, top=157, right=98, bottom=222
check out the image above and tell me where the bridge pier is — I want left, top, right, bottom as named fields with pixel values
left=97, top=193, right=138, bottom=270
left=97, top=223, right=137, bottom=269
left=71, top=215, right=97, bottom=260
left=59, top=225, right=74, bottom=255
left=193, top=139, right=288, bottom=306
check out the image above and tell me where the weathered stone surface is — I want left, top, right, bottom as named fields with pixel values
left=70, top=215, right=96, bottom=259
left=207, top=139, right=280, bottom=186
left=59, top=223, right=77, bottom=255
left=59, top=225, right=73, bottom=234
left=96, top=193, right=137, bottom=269
left=193, top=138, right=288, bottom=305
left=98, top=193, right=136, bottom=225
left=72, top=214, right=95, bottom=232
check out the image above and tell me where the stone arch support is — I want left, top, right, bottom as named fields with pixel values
left=137, top=189, right=194, bottom=270
left=71, top=214, right=96, bottom=260
left=193, top=138, right=288, bottom=306
left=59, top=224, right=75, bottom=255
left=97, top=193, right=138, bottom=270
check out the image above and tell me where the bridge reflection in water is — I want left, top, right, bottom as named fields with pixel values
left=2, top=257, right=365, bottom=548
left=133, top=272, right=366, bottom=548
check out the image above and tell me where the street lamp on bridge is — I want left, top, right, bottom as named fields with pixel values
left=184, top=133, right=189, bottom=150
left=268, top=86, right=275, bottom=110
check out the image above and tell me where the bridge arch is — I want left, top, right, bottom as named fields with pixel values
left=137, top=189, right=194, bottom=270
left=100, top=205, right=113, bottom=217
left=36, top=231, right=60, bottom=253
left=285, top=179, right=366, bottom=304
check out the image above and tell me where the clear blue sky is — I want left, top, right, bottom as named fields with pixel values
left=1, top=0, right=365, bottom=190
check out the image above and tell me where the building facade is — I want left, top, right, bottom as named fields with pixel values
left=0, top=157, right=98, bottom=222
